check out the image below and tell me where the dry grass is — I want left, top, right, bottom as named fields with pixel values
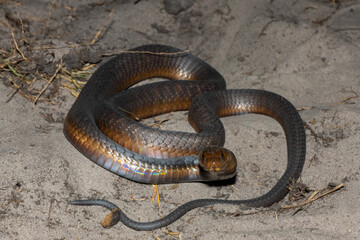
left=0, top=0, right=108, bottom=104
left=281, top=182, right=345, bottom=211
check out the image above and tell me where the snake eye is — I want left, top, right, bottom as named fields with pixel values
left=221, top=152, right=225, bottom=158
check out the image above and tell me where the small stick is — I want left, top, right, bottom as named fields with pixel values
left=90, top=9, right=114, bottom=45
left=164, top=230, right=181, bottom=239
left=33, top=63, right=62, bottom=105
left=11, top=32, right=28, bottom=61
left=102, top=49, right=190, bottom=57
left=332, top=89, right=359, bottom=107
left=281, top=183, right=344, bottom=210
left=151, top=184, right=161, bottom=208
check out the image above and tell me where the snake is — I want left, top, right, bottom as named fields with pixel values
left=64, top=45, right=306, bottom=231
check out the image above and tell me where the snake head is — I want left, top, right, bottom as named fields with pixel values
left=198, top=146, right=237, bottom=181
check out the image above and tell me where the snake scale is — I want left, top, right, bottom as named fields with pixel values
left=64, top=45, right=306, bottom=231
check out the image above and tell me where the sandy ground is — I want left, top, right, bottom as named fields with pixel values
left=1, top=0, right=360, bottom=239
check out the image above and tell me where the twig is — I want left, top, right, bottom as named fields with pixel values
left=102, top=49, right=190, bottom=57
left=90, top=9, right=114, bottom=45
left=164, top=230, right=182, bottom=239
left=296, top=106, right=313, bottom=111
left=258, top=19, right=275, bottom=37
left=334, top=28, right=360, bottom=32
left=0, top=17, right=14, bottom=31
left=33, top=63, right=62, bottom=105
left=6, top=87, right=20, bottom=103
left=11, top=31, right=28, bottom=61
left=147, top=113, right=172, bottom=128
left=307, top=154, right=318, bottom=168
left=281, top=183, right=344, bottom=210
left=48, top=198, right=53, bottom=219
left=303, top=121, right=321, bottom=143
left=151, top=184, right=161, bottom=208
left=332, top=89, right=359, bottom=107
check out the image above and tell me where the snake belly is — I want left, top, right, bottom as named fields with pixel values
left=65, top=44, right=306, bottom=230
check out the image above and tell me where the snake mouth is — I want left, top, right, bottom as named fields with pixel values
left=198, top=145, right=237, bottom=180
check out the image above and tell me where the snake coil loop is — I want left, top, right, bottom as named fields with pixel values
left=65, top=45, right=306, bottom=230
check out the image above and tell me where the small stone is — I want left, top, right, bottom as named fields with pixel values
left=334, top=128, right=344, bottom=140
left=250, top=163, right=260, bottom=172
left=163, top=0, right=195, bottom=15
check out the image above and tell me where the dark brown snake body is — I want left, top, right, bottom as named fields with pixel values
left=64, top=45, right=306, bottom=231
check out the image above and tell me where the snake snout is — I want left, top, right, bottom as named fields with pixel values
left=199, top=146, right=237, bottom=180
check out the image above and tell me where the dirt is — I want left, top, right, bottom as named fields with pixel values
left=0, top=0, right=359, bottom=239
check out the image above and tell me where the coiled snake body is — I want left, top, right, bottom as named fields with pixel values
left=64, top=45, right=306, bottom=231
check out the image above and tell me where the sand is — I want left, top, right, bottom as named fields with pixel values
left=0, top=0, right=359, bottom=239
